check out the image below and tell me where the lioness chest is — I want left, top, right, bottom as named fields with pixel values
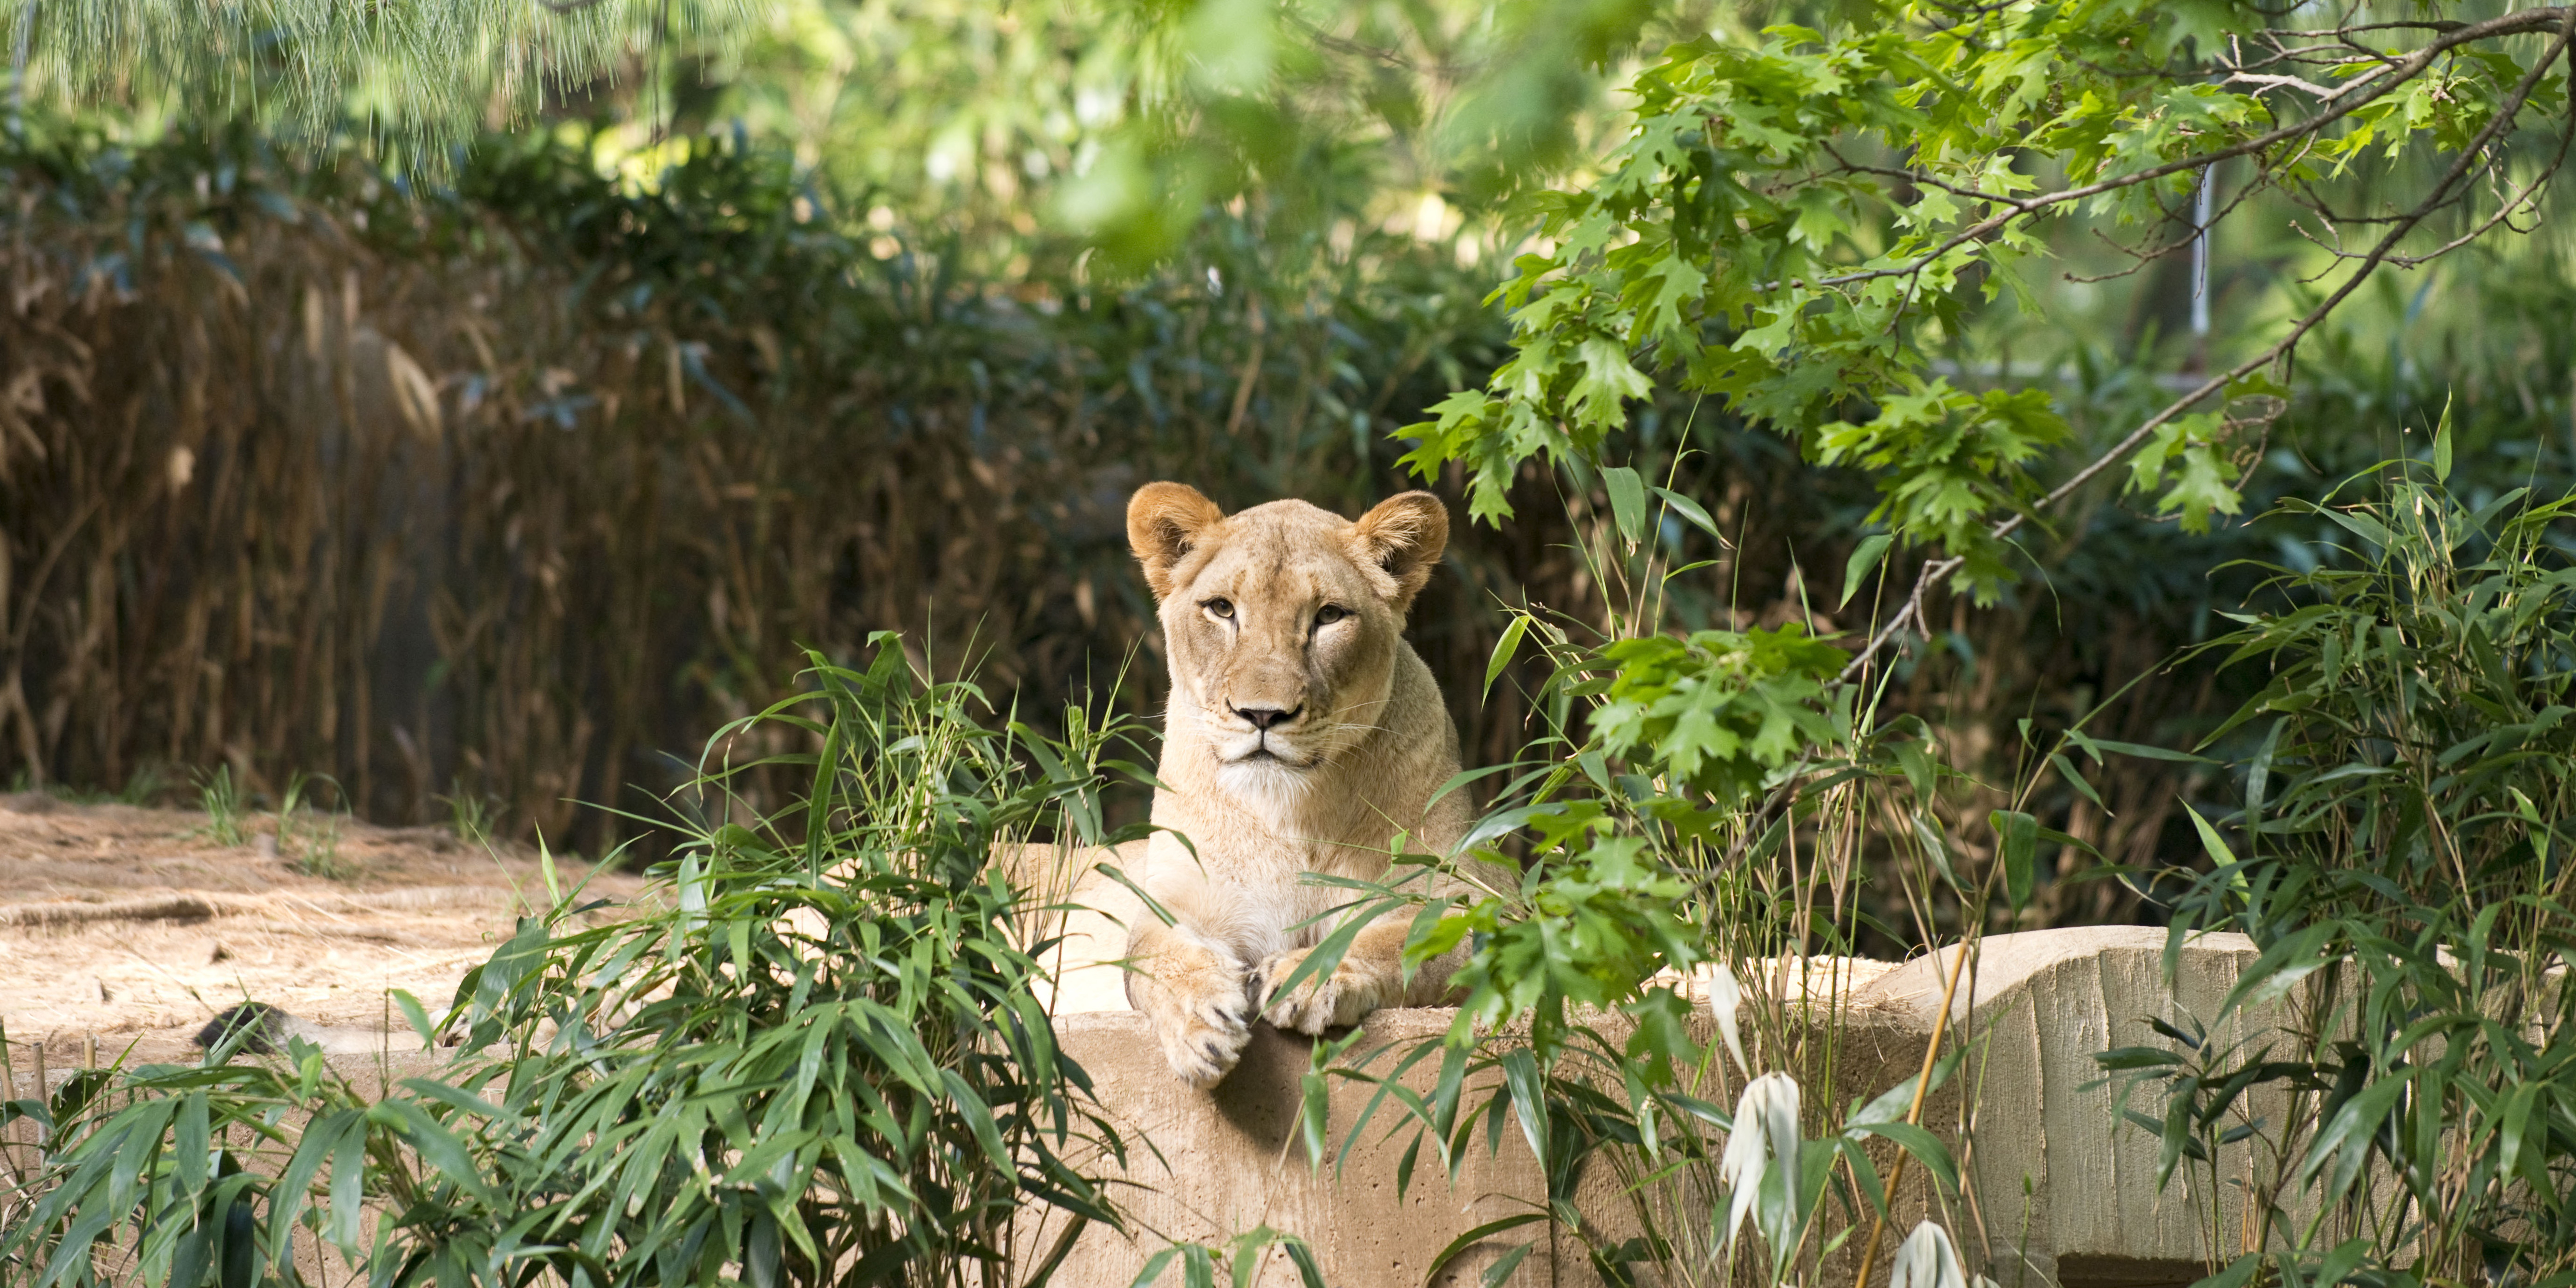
left=1141, top=822, right=1396, bottom=962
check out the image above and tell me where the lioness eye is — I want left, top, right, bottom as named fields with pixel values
left=1205, top=599, right=1234, bottom=619
left=1315, top=605, right=1348, bottom=626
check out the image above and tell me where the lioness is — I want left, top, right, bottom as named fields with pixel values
left=1120, top=482, right=1473, bottom=1087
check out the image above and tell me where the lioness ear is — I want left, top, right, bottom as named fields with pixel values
left=1349, top=491, right=1449, bottom=611
left=1127, top=482, right=1227, bottom=600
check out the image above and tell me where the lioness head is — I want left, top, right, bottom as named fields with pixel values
left=1127, top=483, right=1448, bottom=804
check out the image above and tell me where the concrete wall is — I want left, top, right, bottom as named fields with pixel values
left=1846, top=927, right=2269, bottom=1288
left=1034, top=926, right=2276, bottom=1288
left=1030, top=1009, right=1563, bottom=1286
left=25, top=918, right=2284, bottom=1288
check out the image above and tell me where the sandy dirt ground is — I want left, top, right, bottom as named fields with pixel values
left=0, top=792, right=645, bottom=1081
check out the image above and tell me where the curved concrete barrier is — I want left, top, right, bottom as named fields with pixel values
left=1844, top=927, right=2266, bottom=1288
left=49, top=900, right=2279, bottom=1287
left=1031, top=925, right=2274, bottom=1288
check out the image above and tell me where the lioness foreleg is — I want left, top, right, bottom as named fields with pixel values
left=1126, top=921, right=1256, bottom=1087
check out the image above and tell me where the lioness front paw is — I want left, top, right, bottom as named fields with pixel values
left=1253, top=947, right=1388, bottom=1035
left=1139, top=948, right=1255, bottom=1087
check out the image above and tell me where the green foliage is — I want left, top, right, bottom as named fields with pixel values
left=1402, top=570, right=1880, bottom=1064
left=441, top=781, right=498, bottom=851
left=1400, top=2, right=2575, bottom=604
left=21, top=0, right=1707, bottom=272
left=292, top=820, right=351, bottom=881
left=1048, top=0, right=1710, bottom=269
left=2104, top=450, right=2576, bottom=1286
left=719, top=0, right=1132, bottom=264
left=1329, top=552, right=2024, bottom=1280
left=1427, top=800, right=1708, bottom=1054
left=0, top=636, right=1143, bottom=1287
left=1413, top=618, right=1854, bottom=1051
left=276, top=771, right=354, bottom=879
left=1125, top=1224, right=1326, bottom=1288
left=1322, top=956, right=1973, bottom=1286
left=1360, top=15, right=2576, bottom=1268
left=1589, top=626, right=1848, bottom=805
left=190, top=766, right=249, bottom=849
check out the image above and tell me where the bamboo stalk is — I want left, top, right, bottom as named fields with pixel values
left=1, top=1043, right=16, bottom=1161
left=1850, top=936, right=1976, bottom=1288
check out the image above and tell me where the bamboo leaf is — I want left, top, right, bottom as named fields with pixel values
left=1603, top=465, right=1648, bottom=544
left=1653, top=487, right=1724, bottom=542
left=1842, top=534, right=1893, bottom=607
left=1991, top=809, right=2038, bottom=911
left=1423, top=1214, right=1547, bottom=1284
left=1485, top=615, right=1532, bottom=699
left=1845, top=1121, right=1958, bottom=1196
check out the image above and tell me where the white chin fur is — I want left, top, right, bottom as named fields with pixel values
left=1215, top=755, right=1315, bottom=830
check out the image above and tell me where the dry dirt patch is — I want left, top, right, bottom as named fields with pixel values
left=0, top=793, right=643, bottom=1075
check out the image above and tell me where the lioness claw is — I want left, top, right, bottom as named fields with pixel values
left=1152, top=980, right=1254, bottom=1086
left=1254, top=948, right=1377, bottom=1035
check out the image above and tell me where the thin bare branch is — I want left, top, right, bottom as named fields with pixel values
left=1792, top=7, right=2572, bottom=297
left=1836, top=7, right=2576, bottom=684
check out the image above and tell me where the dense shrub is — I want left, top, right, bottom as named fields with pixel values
left=0, top=640, right=1141, bottom=1287
left=0, top=115, right=2568, bottom=923
left=0, top=120, right=1515, bottom=852
left=2109, top=452, right=2576, bottom=1286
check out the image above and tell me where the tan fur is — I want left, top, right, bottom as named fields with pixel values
left=1120, top=483, right=1476, bottom=1087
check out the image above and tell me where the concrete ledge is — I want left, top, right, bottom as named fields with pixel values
left=1031, top=1007, right=1549, bottom=1287
left=1859, top=928, right=2264, bottom=1288
left=1034, top=927, right=2273, bottom=1288
left=35, top=926, right=2276, bottom=1288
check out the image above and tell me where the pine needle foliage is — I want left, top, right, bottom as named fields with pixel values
left=0, top=636, right=1144, bottom=1287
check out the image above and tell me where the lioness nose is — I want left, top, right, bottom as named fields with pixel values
left=1233, top=705, right=1300, bottom=731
